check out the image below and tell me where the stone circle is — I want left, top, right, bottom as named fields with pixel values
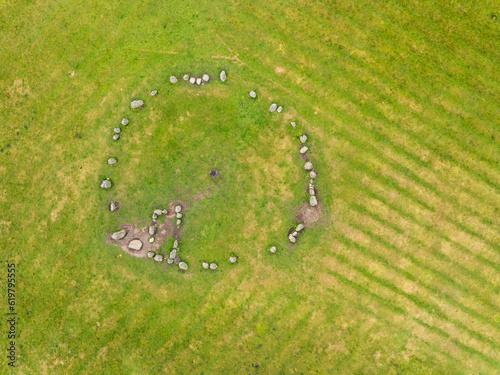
left=183, top=74, right=189, bottom=81
left=277, top=106, right=283, bottom=113
left=109, top=202, right=117, bottom=212
left=189, top=77, right=196, bottom=84
left=196, top=78, right=202, bottom=85
left=148, top=226, right=156, bottom=236
left=173, top=240, right=178, bottom=248
left=291, top=121, right=296, bottom=127
left=150, top=90, right=158, bottom=96
left=154, top=209, right=162, bottom=216
left=176, top=213, right=182, bottom=218
left=296, top=224, right=304, bottom=231
left=229, top=257, right=237, bottom=263
left=175, top=205, right=182, bottom=213
left=300, top=135, right=308, bottom=143
left=176, top=219, right=181, bottom=225
left=147, top=251, right=155, bottom=259
left=154, top=254, right=163, bottom=262
left=310, top=171, right=317, bottom=179
left=167, top=258, right=174, bottom=264
left=288, top=234, right=296, bottom=243
left=169, top=249, right=177, bottom=259
left=114, top=128, right=121, bottom=134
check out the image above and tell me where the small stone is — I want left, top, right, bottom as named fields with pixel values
left=270, top=246, right=277, bottom=253
left=189, top=77, right=196, bottom=84
left=113, top=134, right=120, bottom=141
left=229, top=257, right=237, bottom=263
left=310, top=171, right=317, bottom=179
left=196, top=78, right=202, bottom=85
left=269, top=103, right=277, bottom=112
left=202, top=262, right=209, bottom=269
left=176, top=213, right=182, bottom=219
left=150, top=90, right=157, bottom=96
left=154, top=209, right=162, bottom=216
left=149, top=237, right=155, bottom=243
left=131, top=100, right=144, bottom=109
left=152, top=213, right=158, bottom=220
left=121, top=118, right=129, bottom=126
left=170, top=76, right=178, bottom=83
left=175, top=205, right=182, bottom=213
left=100, top=180, right=112, bottom=189
left=309, top=188, right=315, bottom=196
left=170, top=249, right=177, bottom=259
left=114, top=128, right=121, bottom=134
left=128, top=239, right=143, bottom=251
left=167, top=258, right=174, bottom=264
left=108, top=158, right=117, bottom=165
left=109, top=202, right=117, bottom=212
left=210, top=263, right=218, bottom=270
left=183, top=74, right=189, bottom=81
left=202, top=74, right=209, bottom=82
left=296, top=224, right=304, bottom=231
left=277, top=106, right=283, bottom=113
left=288, top=234, right=296, bottom=243
left=173, top=240, right=179, bottom=248
left=249, top=91, right=256, bottom=98
left=310, top=179, right=314, bottom=184
left=304, top=162, right=313, bottom=171
left=162, top=209, right=168, bottom=214
left=292, top=231, right=299, bottom=237
left=111, top=229, right=127, bottom=240
left=300, top=146, right=308, bottom=154
left=291, top=122, right=296, bottom=127
left=179, top=262, right=188, bottom=270
left=147, top=251, right=155, bottom=259
left=300, top=135, right=308, bottom=143
left=148, top=226, right=156, bottom=236
left=310, top=195, right=318, bottom=206
left=220, top=70, right=226, bottom=82
left=154, top=254, right=163, bottom=262
left=176, top=219, right=181, bottom=225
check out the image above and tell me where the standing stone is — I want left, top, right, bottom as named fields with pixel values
left=220, top=70, right=226, bottom=82
left=154, top=254, right=163, bottom=262
left=202, top=74, right=209, bottom=82
left=309, top=188, right=315, bottom=196
left=292, top=231, right=299, bottom=237
left=310, top=195, right=318, bottom=206
left=210, top=263, right=218, bottom=270
left=149, top=237, right=155, bottom=243
left=121, top=118, right=129, bottom=126
left=183, top=74, right=189, bottom=81
left=131, top=100, right=144, bottom=109
left=170, top=249, right=177, bottom=259
left=150, top=90, right=158, bottom=96
left=229, top=257, right=237, bottom=263
left=152, top=213, right=158, bottom=220
left=108, top=158, right=117, bottom=165
left=113, top=134, right=120, bottom=141
left=291, top=121, right=296, bottom=127
left=269, top=103, right=277, bottom=112
left=128, top=239, right=143, bottom=251
left=249, top=91, right=257, bottom=98
left=111, top=229, right=127, bottom=240
left=148, top=226, right=156, bottom=236
left=176, top=219, right=181, bottom=226
left=175, top=205, right=182, bottom=213
left=189, top=77, right=196, bottom=84
left=147, top=251, right=155, bottom=259
left=101, top=179, right=112, bottom=189
left=277, top=106, right=283, bottom=113
left=300, top=146, right=308, bottom=154
left=288, top=234, right=296, bottom=243
left=176, top=213, right=182, bottom=218
left=300, top=135, right=308, bottom=143
left=162, top=209, right=168, bottom=215
left=310, top=171, right=317, bottom=179
left=296, top=224, right=304, bottom=231
left=270, top=246, right=277, bottom=253
left=304, top=162, right=313, bottom=171
left=109, top=202, right=117, bottom=212
left=179, top=262, right=188, bottom=270
left=154, top=209, right=162, bottom=216
left=196, top=78, right=202, bottom=85
left=173, top=240, right=178, bottom=248
left=170, top=76, right=178, bottom=83
left=202, top=262, right=209, bottom=269
left=114, top=128, right=121, bottom=134
left=167, top=258, right=174, bottom=264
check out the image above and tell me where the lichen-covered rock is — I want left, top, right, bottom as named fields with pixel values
left=288, top=234, right=296, bottom=243
left=148, top=237, right=155, bottom=243
left=296, top=224, right=304, bottom=231
left=270, top=246, right=277, bottom=253
left=183, top=74, right=189, bottom=81
left=128, top=239, right=143, bottom=251
left=131, top=100, right=144, bottom=109
left=179, top=262, right=188, bottom=270
left=277, top=106, right=283, bottom=113
left=154, top=209, right=162, bottom=216
left=249, top=91, right=256, bottom=98
left=147, top=251, right=155, bottom=259
left=292, top=231, right=299, bottom=237
left=202, top=262, right=209, bottom=269
left=101, top=179, right=112, bottom=189
left=210, top=263, right=218, bottom=270
left=176, top=213, right=182, bottom=218
left=189, top=77, right=196, bottom=84
left=300, top=135, right=308, bottom=143
left=229, top=257, right=237, bottom=263
left=154, top=254, right=163, bottom=262
left=310, top=195, right=318, bottom=206
left=170, top=249, right=177, bottom=259
left=269, top=103, right=277, bottom=112
left=196, top=78, right=202, bottom=85
left=114, top=128, right=121, bottom=134
left=310, top=171, right=317, bottom=179
left=121, top=118, right=129, bottom=126
left=150, top=90, right=157, bottom=96
left=108, top=158, right=117, bottom=165
left=291, top=121, right=296, bottom=127
left=173, top=240, right=178, bottom=249
left=167, top=258, right=174, bottom=264
left=170, top=76, right=178, bottom=83
left=109, top=202, right=117, bottom=212
left=202, top=74, right=209, bottom=82
left=220, top=70, right=226, bottom=82
left=162, top=209, right=168, bottom=215
left=300, top=146, right=308, bottom=154
left=111, top=229, right=126, bottom=240
left=113, top=134, right=120, bottom=141
left=175, top=205, right=182, bottom=213
left=304, top=162, right=313, bottom=171
left=176, top=219, right=181, bottom=226
left=309, top=188, right=315, bottom=196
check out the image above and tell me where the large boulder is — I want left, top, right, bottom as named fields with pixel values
left=269, top=103, right=277, bottom=112
left=179, top=262, right=188, bottom=270
left=304, top=162, right=313, bottom=171
left=220, top=70, right=226, bottom=82
left=170, top=76, right=178, bottom=83
left=310, top=196, right=318, bottom=207
left=111, top=229, right=127, bottom=240
left=101, top=179, right=112, bottom=189
left=128, top=239, right=143, bottom=251
left=131, top=100, right=144, bottom=109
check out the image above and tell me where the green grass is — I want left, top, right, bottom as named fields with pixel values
left=1, top=0, right=499, bottom=373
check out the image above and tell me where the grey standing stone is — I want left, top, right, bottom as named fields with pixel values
left=173, top=240, right=179, bottom=248
left=170, top=76, right=178, bottom=83
left=292, top=231, right=299, bottom=237
left=152, top=213, right=158, bottom=220
left=291, top=121, right=296, bottom=127
left=179, top=262, right=188, bottom=270
left=288, top=234, right=296, bottom=243
left=310, top=195, right=318, bottom=207
left=109, top=202, right=117, bottom=212
left=310, top=171, right=317, bottom=179
left=309, top=188, right=315, bottom=196
left=147, top=251, right=155, bottom=259
left=304, top=162, right=313, bottom=171
left=150, top=90, right=158, bottom=96
left=196, top=78, right=202, bottom=85
left=270, top=246, right=277, bottom=253
left=210, top=263, right=218, bottom=270
left=149, top=237, right=155, bottom=243
left=121, top=118, right=129, bottom=126
left=203, top=74, right=209, bottom=82
left=167, top=258, right=174, bottom=264
left=108, top=158, right=117, bottom=165
left=176, top=219, right=181, bottom=226
left=300, top=146, right=308, bottom=154
left=176, top=213, right=182, bottom=219
left=277, top=106, right=283, bottom=113
left=175, top=205, right=182, bottom=213
left=229, top=257, right=237, bottom=263
left=189, top=77, right=196, bottom=84
left=128, top=239, right=143, bottom=251
left=296, top=224, right=304, bottom=231
left=113, top=134, right=120, bottom=141
left=202, top=262, right=209, bottom=269
left=300, top=135, right=308, bottom=143
left=111, top=229, right=127, bottom=240
left=162, top=209, right=168, bottom=215
left=170, top=249, right=177, bottom=259
left=148, top=226, right=156, bottom=236
left=154, top=209, right=162, bottom=216
left=183, top=74, right=189, bottom=81
left=154, top=254, right=163, bottom=262
left=269, top=103, right=277, bottom=112
left=220, top=70, right=226, bottom=82
left=131, top=100, right=144, bottom=109
left=101, top=180, right=112, bottom=189
left=114, top=128, right=121, bottom=134
left=249, top=91, right=256, bottom=98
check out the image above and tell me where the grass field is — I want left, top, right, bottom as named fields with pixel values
left=1, top=0, right=499, bottom=373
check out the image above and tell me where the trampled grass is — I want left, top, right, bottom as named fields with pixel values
left=1, top=0, right=499, bottom=373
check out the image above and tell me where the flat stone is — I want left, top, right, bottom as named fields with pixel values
left=176, top=213, right=182, bottom=218
left=304, top=162, right=313, bottom=171
left=220, top=70, right=226, bottom=82
left=108, top=158, right=117, bottom=165
left=269, top=103, right=277, bottom=112
left=101, top=180, right=112, bottom=189
left=288, top=234, right=296, bottom=243
left=121, top=118, right=129, bottom=126
left=310, top=171, right=317, bottom=179
left=131, top=100, right=144, bottom=109
left=249, top=91, right=256, bottom=98
left=202, top=262, right=209, bottom=269
left=113, top=134, right=120, bottom=141
left=300, top=146, right=308, bottom=154
left=183, top=74, right=189, bottom=81
left=300, top=135, right=308, bottom=143
left=111, top=229, right=127, bottom=240
left=176, top=219, right=181, bottom=225
left=291, top=121, right=296, bottom=127
left=173, top=240, right=178, bottom=248
left=154, top=209, right=162, bottom=216
left=270, top=246, right=277, bottom=253
left=179, top=262, right=188, bottom=270
left=202, top=74, right=209, bottom=82
left=277, top=106, right=283, bottom=113
left=147, top=251, right=155, bottom=259
left=109, top=202, right=117, bottom=212
left=128, top=239, right=143, bottom=251
left=189, top=77, right=196, bottom=84
left=229, top=257, right=237, bottom=263
left=148, top=226, right=156, bottom=236
left=210, top=263, right=218, bottom=270
left=196, top=78, right=202, bottom=85
left=170, top=76, right=178, bottom=83
left=150, top=90, right=157, bottom=96
left=154, top=254, right=163, bottom=262
left=175, top=205, right=182, bottom=213
left=310, top=195, right=318, bottom=207
left=170, top=249, right=177, bottom=259
left=296, top=224, right=304, bottom=231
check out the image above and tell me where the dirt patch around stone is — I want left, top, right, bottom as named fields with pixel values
left=295, top=201, right=322, bottom=226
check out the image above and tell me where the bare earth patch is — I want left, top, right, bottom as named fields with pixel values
left=295, top=201, right=322, bottom=226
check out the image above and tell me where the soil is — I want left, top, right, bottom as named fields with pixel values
left=295, top=201, right=322, bottom=226
left=210, top=168, right=220, bottom=178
